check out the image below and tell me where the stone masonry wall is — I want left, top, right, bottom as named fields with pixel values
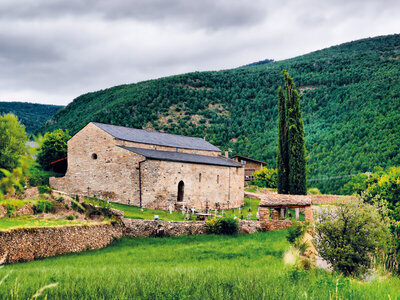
left=141, top=160, right=244, bottom=210
left=51, top=122, right=244, bottom=210
left=0, top=224, right=123, bottom=264
left=0, top=219, right=260, bottom=264
left=50, top=123, right=144, bottom=206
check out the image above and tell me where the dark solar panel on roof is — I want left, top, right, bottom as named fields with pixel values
left=93, top=122, right=220, bottom=151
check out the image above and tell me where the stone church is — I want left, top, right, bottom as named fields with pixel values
left=50, top=122, right=244, bottom=210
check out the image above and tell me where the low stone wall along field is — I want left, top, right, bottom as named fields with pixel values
left=0, top=219, right=261, bottom=264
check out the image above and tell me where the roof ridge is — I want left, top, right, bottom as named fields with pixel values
left=92, top=122, right=206, bottom=141
left=91, top=122, right=220, bottom=152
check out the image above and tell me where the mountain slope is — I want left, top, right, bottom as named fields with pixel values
left=43, top=34, right=400, bottom=194
left=0, top=102, right=63, bottom=134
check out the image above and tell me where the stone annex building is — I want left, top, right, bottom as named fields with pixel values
left=50, top=122, right=244, bottom=210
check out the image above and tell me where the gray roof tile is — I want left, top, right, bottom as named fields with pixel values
left=93, top=122, right=220, bottom=152
left=119, top=146, right=241, bottom=168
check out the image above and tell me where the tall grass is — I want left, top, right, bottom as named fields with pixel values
left=1, top=231, right=399, bottom=299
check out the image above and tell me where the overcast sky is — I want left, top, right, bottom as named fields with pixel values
left=0, top=0, right=399, bottom=105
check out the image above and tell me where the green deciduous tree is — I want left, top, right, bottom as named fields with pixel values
left=314, top=199, right=390, bottom=277
left=37, top=129, right=70, bottom=169
left=0, top=113, right=28, bottom=171
left=276, top=71, right=307, bottom=195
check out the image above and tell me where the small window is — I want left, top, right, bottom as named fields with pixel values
left=217, top=175, right=219, bottom=184
left=199, top=173, right=202, bottom=183
left=91, top=153, right=98, bottom=160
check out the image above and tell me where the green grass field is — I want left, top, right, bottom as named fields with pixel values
left=1, top=231, right=399, bottom=299
left=88, top=197, right=263, bottom=221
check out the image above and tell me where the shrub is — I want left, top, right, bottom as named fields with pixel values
left=286, top=221, right=307, bottom=245
left=252, top=167, right=277, bottom=188
left=29, top=166, right=61, bottom=186
left=314, top=199, right=390, bottom=277
left=205, top=217, right=238, bottom=235
left=38, top=185, right=52, bottom=194
left=33, top=200, right=54, bottom=214
left=307, top=187, right=321, bottom=195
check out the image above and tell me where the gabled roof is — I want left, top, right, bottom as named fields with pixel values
left=93, top=122, right=220, bottom=152
left=259, top=194, right=312, bottom=207
left=231, top=155, right=268, bottom=165
left=119, top=146, right=241, bottom=168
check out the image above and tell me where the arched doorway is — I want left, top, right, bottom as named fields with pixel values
left=177, top=181, right=184, bottom=202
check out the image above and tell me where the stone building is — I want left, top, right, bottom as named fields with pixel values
left=231, top=155, right=268, bottom=181
left=50, top=122, right=244, bottom=210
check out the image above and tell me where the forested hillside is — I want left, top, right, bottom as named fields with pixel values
left=42, top=34, right=400, bottom=194
left=0, top=102, right=63, bottom=134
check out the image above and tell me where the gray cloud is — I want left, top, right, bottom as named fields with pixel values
left=0, top=0, right=399, bottom=104
left=0, top=0, right=268, bottom=31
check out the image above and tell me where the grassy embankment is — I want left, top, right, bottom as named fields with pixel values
left=1, top=231, right=399, bottom=299
left=86, top=196, right=262, bottom=221
left=0, top=198, right=106, bottom=230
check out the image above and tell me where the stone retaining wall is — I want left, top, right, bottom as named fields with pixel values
left=261, top=220, right=292, bottom=231
left=0, top=224, right=123, bottom=264
left=0, top=219, right=262, bottom=264
left=311, top=194, right=355, bottom=205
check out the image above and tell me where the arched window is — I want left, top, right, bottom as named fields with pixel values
left=199, top=173, right=202, bottom=183
left=177, top=181, right=184, bottom=202
left=217, top=175, right=219, bottom=184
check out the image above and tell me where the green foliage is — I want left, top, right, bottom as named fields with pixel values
left=286, top=221, right=307, bottom=245
left=314, top=199, right=390, bottom=277
left=0, top=113, right=28, bottom=171
left=307, top=187, right=321, bottom=195
left=28, top=165, right=61, bottom=186
left=252, top=167, right=277, bottom=188
left=32, top=200, right=54, bottom=214
left=282, top=70, right=307, bottom=195
left=2, top=232, right=400, bottom=299
left=0, top=102, right=62, bottom=134
left=38, top=185, right=52, bottom=194
left=277, top=86, right=289, bottom=194
left=204, top=217, right=238, bottom=235
left=0, top=156, right=31, bottom=196
left=37, top=129, right=70, bottom=169
left=41, top=34, right=400, bottom=194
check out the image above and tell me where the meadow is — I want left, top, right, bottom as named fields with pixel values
left=1, top=231, right=399, bottom=299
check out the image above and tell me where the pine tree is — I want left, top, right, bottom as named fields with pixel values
left=276, top=70, right=307, bottom=195
left=277, top=86, right=289, bottom=194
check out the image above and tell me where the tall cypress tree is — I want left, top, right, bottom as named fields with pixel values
left=276, top=70, right=307, bottom=195
left=277, top=86, right=289, bottom=194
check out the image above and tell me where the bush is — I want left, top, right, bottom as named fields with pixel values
left=286, top=221, right=307, bottom=245
left=33, top=200, right=54, bottom=214
left=314, top=199, right=390, bottom=277
left=252, top=167, right=277, bottom=188
left=38, top=185, right=52, bottom=194
left=29, top=166, right=61, bottom=186
left=307, top=187, right=321, bottom=195
left=205, top=217, right=238, bottom=235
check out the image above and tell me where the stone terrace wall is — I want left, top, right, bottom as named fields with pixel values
left=122, top=219, right=261, bottom=237
left=261, top=220, right=292, bottom=231
left=0, top=219, right=261, bottom=264
left=311, top=194, right=355, bottom=205
left=0, top=224, right=123, bottom=264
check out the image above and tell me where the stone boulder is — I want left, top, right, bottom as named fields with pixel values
left=0, top=205, right=7, bottom=219
left=23, top=187, right=39, bottom=199
left=11, top=204, right=34, bottom=217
